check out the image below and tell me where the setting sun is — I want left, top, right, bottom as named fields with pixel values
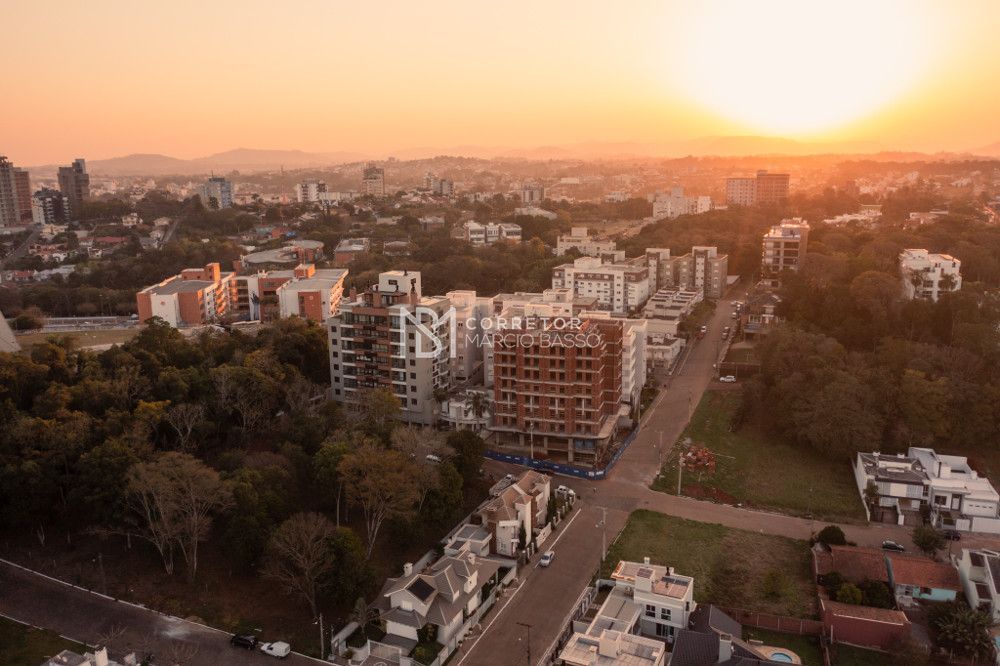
left=671, top=1, right=936, bottom=135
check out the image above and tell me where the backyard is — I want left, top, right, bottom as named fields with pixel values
left=598, top=510, right=817, bottom=618
left=829, top=643, right=894, bottom=665
left=651, top=390, right=865, bottom=522
left=0, top=616, right=86, bottom=666
left=743, top=627, right=823, bottom=666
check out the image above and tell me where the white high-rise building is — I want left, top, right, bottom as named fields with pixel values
left=463, top=221, right=521, bottom=246
left=555, top=227, right=617, bottom=257
left=361, top=162, right=385, bottom=196
left=552, top=256, right=652, bottom=315
left=199, top=177, right=233, bottom=209
left=899, top=249, right=962, bottom=302
left=650, top=188, right=712, bottom=220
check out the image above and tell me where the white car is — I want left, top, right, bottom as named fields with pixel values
left=260, top=641, right=291, bottom=659
left=719, top=375, right=737, bottom=383
left=539, top=551, right=555, bottom=567
left=556, top=484, right=576, bottom=498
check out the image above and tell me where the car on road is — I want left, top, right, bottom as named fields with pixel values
left=425, top=454, right=442, bottom=464
left=943, top=529, right=962, bottom=541
left=719, top=375, right=737, bottom=383
left=881, top=540, right=906, bottom=552
left=260, top=641, right=291, bottom=658
left=539, top=551, right=555, bottom=567
left=230, top=634, right=258, bottom=650
left=556, top=484, right=576, bottom=500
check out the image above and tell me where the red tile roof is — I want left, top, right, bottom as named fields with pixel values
left=822, top=599, right=909, bottom=624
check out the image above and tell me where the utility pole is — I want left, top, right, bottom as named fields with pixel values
left=316, top=613, right=325, bottom=660
left=597, top=507, right=608, bottom=562
left=529, top=422, right=535, bottom=461
left=96, top=552, right=107, bottom=596
left=677, top=458, right=684, bottom=496
left=517, top=622, right=531, bottom=666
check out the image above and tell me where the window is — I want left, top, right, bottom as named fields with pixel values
left=934, top=495, right=947, bottom=506
left=655, top=624, right=672, bottom=638
left=410, top=398, right=417, bottom=405
left=645, top=604, right=655, bottom=618
left=659, top=608, right=671, bottom=621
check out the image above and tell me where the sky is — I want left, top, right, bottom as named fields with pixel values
left=2, top=0, right=1000, bottom=165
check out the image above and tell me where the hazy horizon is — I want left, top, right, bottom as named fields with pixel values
left=3, top=0, right=1000, bottom=165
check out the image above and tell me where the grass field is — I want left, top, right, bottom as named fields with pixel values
left=743, top=628, right=823, bottom=666
left=651, top=391, right=865, bottom=522
left=830, top=644, right=894, bottom=665
left=599, top=510, right=817, bottom=618
left=14, top=328, right=139, bottom=350
left=0, top=617, right=87, bottom=666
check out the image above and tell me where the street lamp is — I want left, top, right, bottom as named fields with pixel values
left=596, top=507, right=608, bottom=562
left=528, top=422, right=535, bottom=461
left=314, top=613, right=324, bottom=660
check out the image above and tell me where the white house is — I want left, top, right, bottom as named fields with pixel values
left=957, top=549, right=1000, bottom=622
left=855, top=448, right=1000, bottom=533
left=610, top=558, right=697, bottom=642
left=475, top=470, right=551, bottom=556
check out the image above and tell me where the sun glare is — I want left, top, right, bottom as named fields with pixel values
left=671, top=1, right=934, bottom=136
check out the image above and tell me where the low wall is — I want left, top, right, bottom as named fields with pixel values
left=717, top=607, right=823, bottom=636
left=485, top=428, right=638, bottom=480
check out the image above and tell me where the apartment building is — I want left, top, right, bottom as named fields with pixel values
left=556, top=227, right=617, bottom=257
left=198, top=176, right=233, bottom=209
left=899, top=248, right=962, bottom=302
left=0, top=156, right=32, bottom=226
left=57, top=158, right=90, bottom=218
left=295, top=179, right=327, bottom=203
left=650, top=187, right=712, bottom=220
left=552, top=256, right=651, bottom=315
left=333, top=238, right=370, bottom=266
left=854, top=448, right=1000, bottom=533
left=275, top=264, right=347, bottom=320
left=652, top=246, right=728, bottom=299
left=31, top=188, right=70, bottom=225
left=446, top=289, right=494, bottom=382
left=521, top=182, right=545, bottom=204
left=642, top=288, right=702, bottom=336
left=424, top=172, right=454, bottom=196
left=327, top=271, right=451, bottom=425
left=726, top=170, right=789, bottom=206
left=361, top=161, right=385, bottom=196
left=490, top=316, right=625, bottom=465
left=761, top=218, right=810, bottom=274
left=136, top=262, right=236, bottom=327
left=577, top=311, right=647, bottom=412
left=463, top=221, right=521, bottom=246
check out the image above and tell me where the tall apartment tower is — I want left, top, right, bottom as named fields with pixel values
left=296, top=179, right=328, bottom=203
left=659, top=246, right=729, bottom=299
left=726, top=170, right=789, bottom=206
left=521, top=182, right=545, bottom=204
left=57, top=158, right=90, bottom=219
left=361, top=162, right=385, bottom=196
left=327, top=270, right=451, bottom=425
left=761, top=218, right=810, bottom=274
left=490, top=317, right=624, bottom=466
left=199, top=176, right=233, bottom=209
left=0, top=156, right=32, bottom=226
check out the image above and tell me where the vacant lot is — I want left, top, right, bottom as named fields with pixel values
left=0, top=616, right=86, bottom=666
left=599, top=511, right=817, bottom=618
left=744, top=628, right=823, bottom=666
left=651, top=391, right=865, bottom=522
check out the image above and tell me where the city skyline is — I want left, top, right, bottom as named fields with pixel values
left=3, top=0, right=1000, bottom=165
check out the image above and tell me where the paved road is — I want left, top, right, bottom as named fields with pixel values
left=0, top=227, right=40, bottom=269
left=458, top=290, right=1000, bottom=666
left=0, top=560, right=324, bottom=666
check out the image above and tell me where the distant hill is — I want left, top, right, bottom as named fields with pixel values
left=972, top=141, right=1000, bottom=157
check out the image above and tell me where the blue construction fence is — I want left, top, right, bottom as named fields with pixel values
left=485, top=427, right=639, bottom=480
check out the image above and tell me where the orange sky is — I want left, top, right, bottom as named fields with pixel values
left=2, top=0, right=999, bottom=165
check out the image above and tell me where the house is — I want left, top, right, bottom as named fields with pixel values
left=474, top=470, right=551, bottom=556
left=559, top=585, right=667, bottom=666
left=670, top=604, right=796, bottom=665
left=0, top=309, right=20, bottom=353
left=815, top=544, right=960, bottom=607
left=610, top=558, right=697, bottom=641
left=443, top=524, right=492, bottom=558
left=820, top=599, right=910, bottom=651
left=899, top=249, right=961, bottom=302
left=956, top=548, right=1000, bottom=621
left=333, top=238, right=370, bottom=266
left=375, top=549, right=502, bottom=651
left=854, top=448, right=1000, bottom=533
left=41, top=647, right=132, bottom=666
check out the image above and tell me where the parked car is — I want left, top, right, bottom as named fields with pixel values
left=881, top=540, right=906, bottom=552
left=540, top=551, right=555, bottom=567
left=230, top=634, right=257, bottom=650
left=425, top=454, right=442, bottom=464
left=943, top=529, right=962, bottom=541
left=556, top=484, right=576, bottom=499
left=504, top=473, right=515, bottom=482
left=260, top=641, right=291, bottom=659
left=719, top=375, right=737, bottom=383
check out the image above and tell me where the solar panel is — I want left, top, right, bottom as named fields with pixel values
left=407, top=577, right=435, bottom=602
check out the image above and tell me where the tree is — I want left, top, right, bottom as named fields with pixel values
left=446, top=430, right=486, bottom=484
left=262, top=512, right=336, bottom=616
left=863, top=481, right=880, bottom=517
left=815, top=525, right=847, bottom=546
left=313, top=437, right=356, bottom=527
left=835, top=582, right=863, bottom=605
left=126, top=452, right=231, bottom=579
left=338, top=444, right=419, bottom=558
left=353, top=388, right=401, bottom=442
left=928, top=601, right=994, bottom=660
left=165, top=403, right=205, bottom=453
left=912, top=525, right=946, bottom=559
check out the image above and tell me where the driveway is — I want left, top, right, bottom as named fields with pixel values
left=0, top=560, right=325, bottom=666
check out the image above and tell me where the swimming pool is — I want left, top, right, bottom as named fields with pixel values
left=769, top=653, right=794, bottom=663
